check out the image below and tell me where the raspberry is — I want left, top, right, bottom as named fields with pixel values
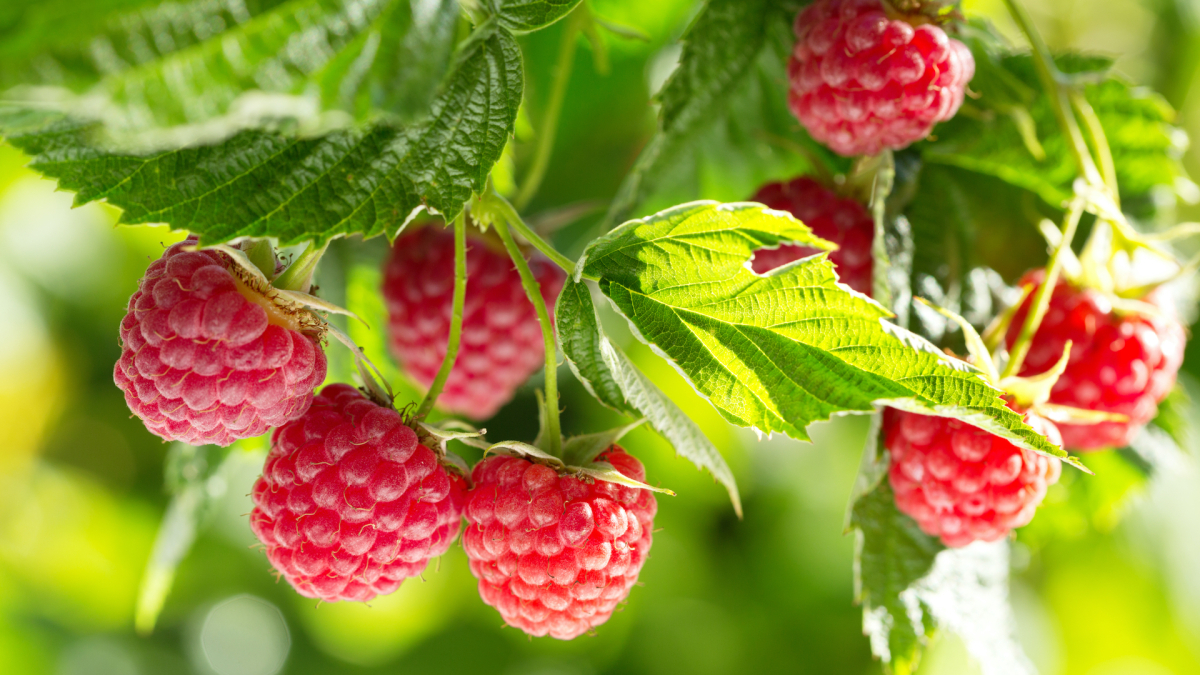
left=885, top=408, right=1062, bottom=547
left=114, top=239, right=327, bottom=446
left=382, top=225, right=566, bottom=420
left=249, top=384, right=467, bottom=602
left=1005, top=270, right=1186, bottom=450
left=788, top=0, right=975, bottom=156
left=750, top=176, right=874, bottom=295
left=462, top=448, right=656, bottom=639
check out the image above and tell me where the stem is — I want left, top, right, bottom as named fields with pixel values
left=514, top=7, right=583, bottom=211
left=492, top=191, right=578, bottom=276
left=416, top=214, right=468, bottom=419
left=1002, top=0, right=1104, bottom=189
left=1002, top=198, right=1085, bottom=378
left=492, top=215, right=562, bottom=456
left=273, top=239, right=330, bottom=293
left=1070, top=90, right=1119, bottom=207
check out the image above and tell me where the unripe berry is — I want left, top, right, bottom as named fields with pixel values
left=1005, top=270, right=1186, bottom=450
left=249, top=384, right=467, bottom=602
left=750, top=176, right=874, bottom=295
left=788, top=0, right=975, bottom=156
left=382, top=226, right=566, bottom=420
left=885, top=408, right=1062, bottom=547
left=462, top=448, right=656, bottom=639
left=114, top=239, right=327, bottom=446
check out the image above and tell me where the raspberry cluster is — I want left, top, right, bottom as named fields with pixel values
left=788, top=0, right=975, bottom=156
left=462, top=448, right=656, bottom=639
left=249, top=384, right=467, bottom=602
left=114, top=240, right=327, bottom=446
left=750, top=176, right=875, bottom=295
left=1006, top=271, right=1186, bottom=450
left=885, top=408, right=1062, bottom=547
left=383, top=226, right=566, bottom=420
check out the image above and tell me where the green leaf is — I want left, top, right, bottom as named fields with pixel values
left=0, top=0, right=460, bottom=131
left=0, top=22, right=524, bottom=245
left=853, top=481, right=941, bottom=674
left=556, top=277, right=743, bottom=515
left=488, top=0, right=582, bottom=32
left=581, top=201, right=1076, bottom=464
left=925, top=38, right=1188, bottom=215
left=600, top=0, right=786, bottom=229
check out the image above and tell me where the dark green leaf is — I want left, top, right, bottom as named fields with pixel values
left=488, top=0, right=582, bottom=32
left=581, top=201, right=1075, bottom=462
left=600, top=0, right=785, bottom=228
left=556, top=277, right=743, bottom=515
left=0, top=23, right=523, bottom=245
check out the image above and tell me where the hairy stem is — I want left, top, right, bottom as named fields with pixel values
left=1002, top=198, right=1085, bottom=379
left=492, top=191, right=578, bottom=276
left=493, top=215, right=562, bottom=456
left=1002, top=0, right=1104, bottom=189
left=416, top=214, right=468, bottom=419
left=514, top=7, right=584, bottom=211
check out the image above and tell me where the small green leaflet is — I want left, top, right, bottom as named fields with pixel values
left=601, top=0, right=784, bottom=229
left=0, top=22, right=523, bottom=245
left=580, top=201, right=1075, bottom=464
left=1, top=0, right=460, bottom=131
left=487, top=0, right=582, bottom=32
left=556, top=278, right=743, bottom=516
left=925, top=38, right=1187, bottom=213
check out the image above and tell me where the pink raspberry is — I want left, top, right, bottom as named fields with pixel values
left=885, top=408, right=1062, bottom=547
left=249, top=384, right=467, bottom=602
left=1005, top=270, right=1186, bottom=450
left=750, top=176, right=874, bottom=295
left=382, top=225, right=566, bottom=420
left=462, top=448, right=656, bottom=639
left=788, top=0, right=976, bottom=156
left=114, top=239, right=327, bottom=446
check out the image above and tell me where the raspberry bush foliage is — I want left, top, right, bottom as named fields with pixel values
left=2, top=0, right=1197, bottom=671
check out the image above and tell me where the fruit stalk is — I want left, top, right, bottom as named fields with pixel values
left=1001, top=0, right=1104, bottom=189
left=493, top=215, right=564, bottom=455
left=494, top=190, right=578, bottom=276
left=515, top=6, right=585, bottom=211
left=1002, top=197, right=1085, bottom=378
left=416, top=214, right=469, bottom=419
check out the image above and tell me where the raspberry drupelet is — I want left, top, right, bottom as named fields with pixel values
left=788, top=0, right=976, bottom=156
left=463, top=448, right=657, bottom=639
left=1005, top=270, right=1186, bottom=450
left=249, top=384, right=467, bottom=602
left=114, top=239, right=327, bottom=446
left=885, top=408, right=1062, bottom=547
left=750, top=176, right=875, bottom=295
left=383, top=226, right=566, bottom=421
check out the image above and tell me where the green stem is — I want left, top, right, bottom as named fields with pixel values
left=1002, top=0, right=1104, bottom=189
left=514, top=6, right=583, bottom=211
left=1002, top=198, right=1085, bottom=379
left=492, top=191, right=578, bottom=276
left=273, top=239, right=330, bottom=293
left=493, top=215, right=562, bottom=456
left=1070, top=90, right=1119, bottom=207
left=416, top=214, right=468, bottom=419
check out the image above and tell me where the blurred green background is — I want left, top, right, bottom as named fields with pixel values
left=4, top=1, right=1200, bottom=674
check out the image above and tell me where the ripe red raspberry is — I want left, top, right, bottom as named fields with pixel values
left=462, top=448, right=656, bottom=639
left=249, top=384, right=467, bottom=602
left=383, top=226, right=566, bottom=420
left=750, top=176, right=874, bottom=295
left=114, top=240, right=327, bottom=446
left=788, top=0, right=976, bottom=156
left=1005, top=270, right=1186, bottom=450
left=885, top=408, right=1062, bottom=547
